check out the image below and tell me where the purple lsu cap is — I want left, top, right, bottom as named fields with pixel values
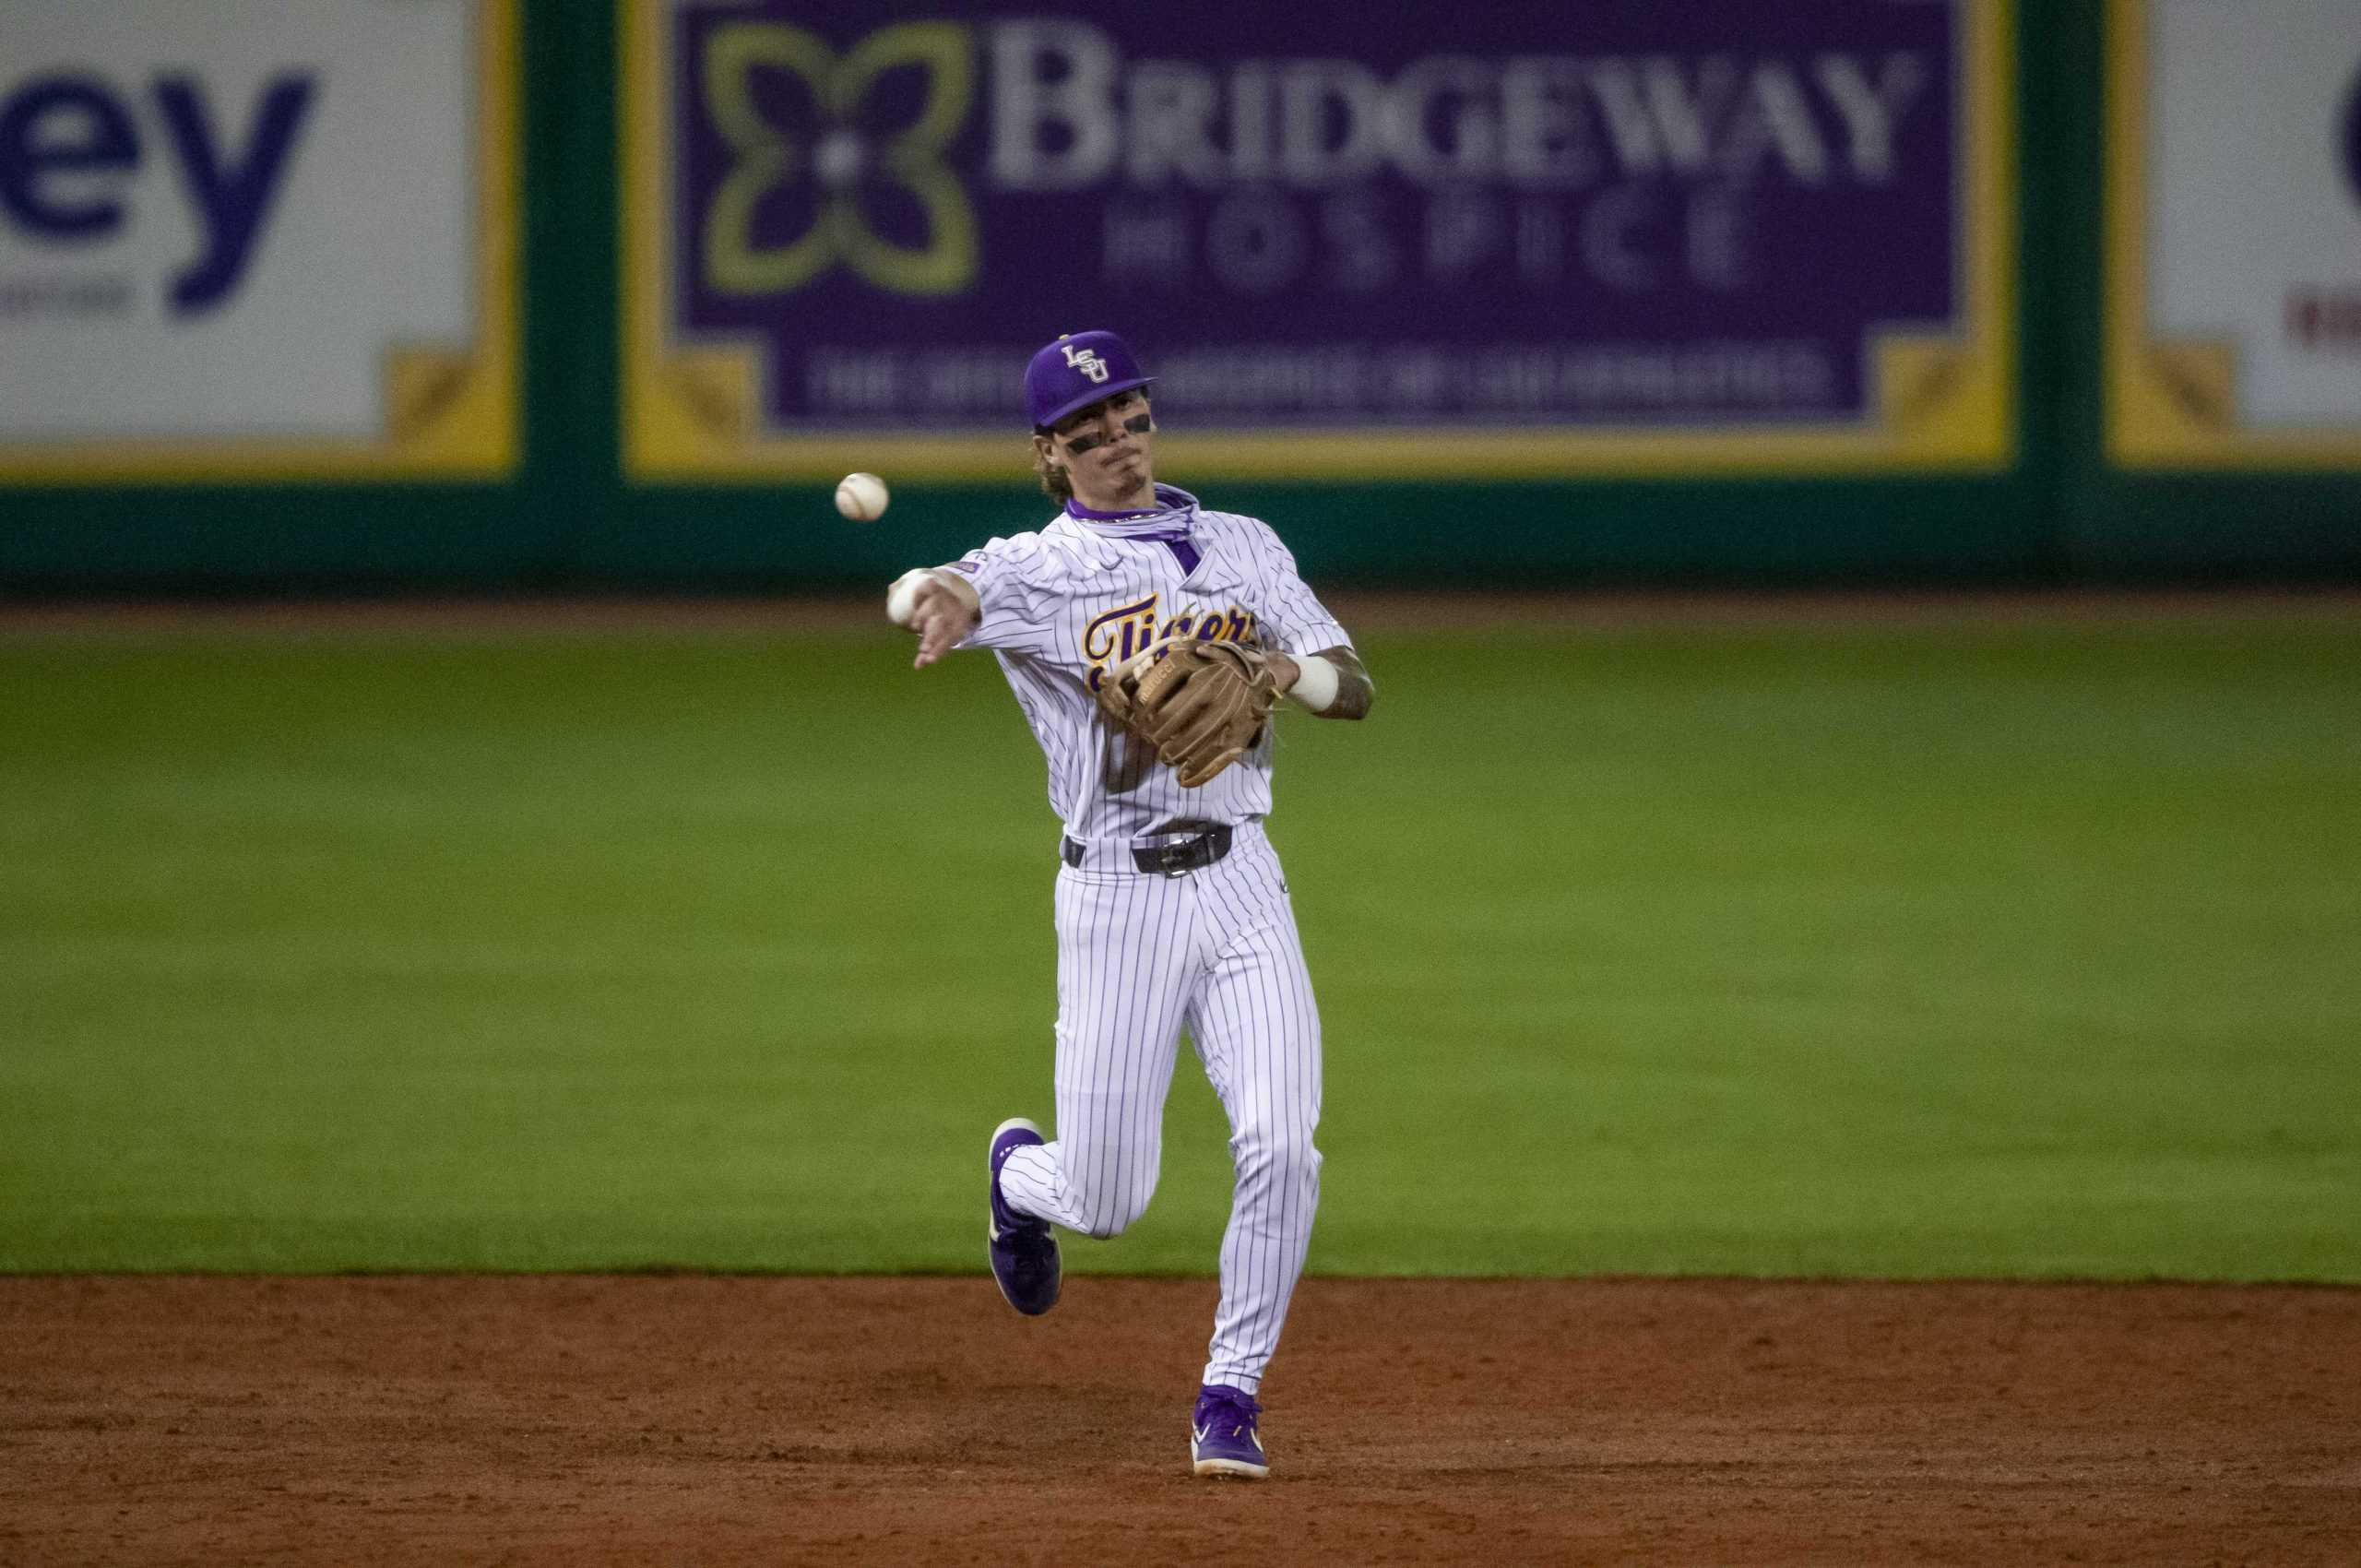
left=1025, top=330, right=1155, bottom=430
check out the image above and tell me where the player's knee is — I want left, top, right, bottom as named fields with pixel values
left=1079, top=1185, right=1153, bottom=1240
left=1234, top=1126, right=1322, bottom=1194
left=1071, top=1166, right=1157, bottom=1239
left=1273, top=1138, right=1322, bottom=1194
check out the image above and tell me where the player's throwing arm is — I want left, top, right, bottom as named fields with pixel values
left=885, top=567, right=981, bottom=669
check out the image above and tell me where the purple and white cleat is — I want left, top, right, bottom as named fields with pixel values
left=986, top=1117, right=1060, bottom=1315
left=1190, top=1384, right=1270, bottom=1479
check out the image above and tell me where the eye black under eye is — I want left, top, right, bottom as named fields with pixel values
left=1065, top=413, right=1150, bottom=455
left=1059, top=391, right=1153, bottom=452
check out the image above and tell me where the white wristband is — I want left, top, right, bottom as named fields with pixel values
left=1286, top=653, right=1342, bottom=713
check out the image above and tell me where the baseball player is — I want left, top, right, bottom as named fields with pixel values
left=888, top=330, right=1373, bottom=1479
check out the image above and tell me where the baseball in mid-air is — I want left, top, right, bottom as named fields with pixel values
left=835, top=471, right=889, bottom=522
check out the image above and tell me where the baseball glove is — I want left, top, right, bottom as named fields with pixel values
left=1097, top=636, right=1280, bottom=787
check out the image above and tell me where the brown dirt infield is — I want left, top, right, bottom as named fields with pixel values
left=4, top=1277, right=2357, bottom=1564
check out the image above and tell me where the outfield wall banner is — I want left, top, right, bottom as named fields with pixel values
left=623, top=0, right=2014, bottom=481
left=2106, top=0, right=2361, bottom=469
left=0, top=0, right=517, bottom=481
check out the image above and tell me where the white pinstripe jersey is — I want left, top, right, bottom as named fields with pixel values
left=950, top=483, right=1352, bottom=843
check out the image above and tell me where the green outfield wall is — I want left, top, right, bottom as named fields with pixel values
left=0, top=0, right=2355, bottom=591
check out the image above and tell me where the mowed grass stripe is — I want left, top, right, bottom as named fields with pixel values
left=2, top=619, right=2355, bottom=1277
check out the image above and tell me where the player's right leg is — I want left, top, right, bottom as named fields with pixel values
left=994, top=861, right=1197, bottom=1240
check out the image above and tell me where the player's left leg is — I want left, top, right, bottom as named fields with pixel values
left=1182, top=827, right=1323, bottom=1400
left=997, top=861, right=1200, bottom=1240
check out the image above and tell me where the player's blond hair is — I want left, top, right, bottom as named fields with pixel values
left=1031, top=437, right=1073, bottom=503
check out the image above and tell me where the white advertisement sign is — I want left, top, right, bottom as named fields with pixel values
left=2108, top=0, right=2361, bottom=466
left=0, top=0, right=515, bottom=479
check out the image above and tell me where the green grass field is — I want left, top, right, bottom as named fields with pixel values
left=4, top=606, right=2356, bottom=1278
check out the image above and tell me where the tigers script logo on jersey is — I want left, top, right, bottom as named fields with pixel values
left=1081, top=593, right=1258, bottom=691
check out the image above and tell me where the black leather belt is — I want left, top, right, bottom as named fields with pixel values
left=1062, top=824, right=1234, bottom=875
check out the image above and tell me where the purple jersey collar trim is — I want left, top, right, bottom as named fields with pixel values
left=1058, top=483, right=1200, bottom=540
left=1064, top=498, right=1163, bottom=522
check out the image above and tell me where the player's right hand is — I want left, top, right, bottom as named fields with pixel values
left=909, top=579, right=980, bottom=669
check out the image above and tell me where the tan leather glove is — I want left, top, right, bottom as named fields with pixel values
left=1097, top=636, right=1280, bottom=788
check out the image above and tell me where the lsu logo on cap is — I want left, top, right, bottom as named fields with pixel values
left=1063, top=342, right=1110, bottom=384
left=698, top=22, right=977, bottom=298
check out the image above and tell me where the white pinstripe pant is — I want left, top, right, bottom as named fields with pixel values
left=998, top=821, right=1323, bottom=1396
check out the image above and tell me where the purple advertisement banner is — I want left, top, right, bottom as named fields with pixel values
left=630, top=0, right=2006, bottom=471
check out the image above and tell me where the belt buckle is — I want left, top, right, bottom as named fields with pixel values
left=1142, top=833, right=1198, bottom=878
left=1137, top=819, right=1225, bottom=878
